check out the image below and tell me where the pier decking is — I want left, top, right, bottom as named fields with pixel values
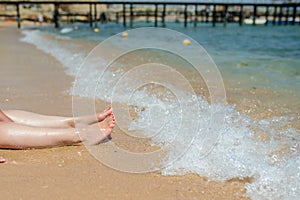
left=0, top=1, right=299, bottom=28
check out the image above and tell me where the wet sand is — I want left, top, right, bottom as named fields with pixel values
left=0, top=25, right=250, bottom=199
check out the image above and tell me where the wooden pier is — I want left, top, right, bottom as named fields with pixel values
left=0, top=1, right=299, bottom=28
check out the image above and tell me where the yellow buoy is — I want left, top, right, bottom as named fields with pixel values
left=94, top=28, right=100, bottom=33
left=183, top=39, right=191, bottom=46
left=122, top=32, right=128, bottom=38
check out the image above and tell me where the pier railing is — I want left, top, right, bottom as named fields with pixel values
left=0, top=1, right=299, bottom=28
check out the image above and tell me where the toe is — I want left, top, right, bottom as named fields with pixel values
left=0, top=157, right=6, bottom=163
left=97, top=108, right=113, bottom=121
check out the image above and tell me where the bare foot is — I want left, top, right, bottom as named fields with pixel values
left=70, top=107, right=113, bottom=128
left=0, top=156, right=6, bottom=163
left=79, top=113, right=115, bottom=145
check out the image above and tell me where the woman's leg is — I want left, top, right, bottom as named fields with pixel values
left=0, top=110, right=13, bottom=122
left=0, top=121, right=80, bottom=149
left=3, top=107, right=112, bottom=128
left=0, top=113, right=115, bottom=149
left=0, top=110, right=11, bottom=162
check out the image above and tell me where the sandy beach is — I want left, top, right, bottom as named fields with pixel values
left=0, top=25, right=252, bottom=199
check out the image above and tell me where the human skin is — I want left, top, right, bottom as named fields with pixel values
left=0, top=108, right=115, bottom=162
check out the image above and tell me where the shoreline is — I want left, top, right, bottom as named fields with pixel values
left=0, top=25, right=250, bottom=199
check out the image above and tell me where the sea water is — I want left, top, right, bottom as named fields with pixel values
left=20, top=22, right=300, bottom=199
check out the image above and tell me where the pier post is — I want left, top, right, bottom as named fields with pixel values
left=194, top=4, right=197, bottom=28
left=223, top=5, right=228, bottom=27
left=94, top=3, right=98, bottom=28
left=16, top=3, right=20, bottom=29
left=285, top=6, right=289, bottom=25
left=212, top=4, right=216, bottom=27
left=292, top=5, right=296, bottom=25
left=184, top=4, right=188, bottom=28
left=89, top=3, right=93, bottom=28
left=130, top=4, right=133, bottom=28
left=201, top=10, right=204, bottom=22
left=265, top=6, right=269, bottom=26
left=278, top=6, right=283, bottom=25
left=116, top=12, right=119, bottom=24
left=273, top=6, right=277, bottom=25
left=239, top=5, right=243, bottom=26
left=154, top=4, right=158, bottom=27
left=205, top=6, right=209, bottom=23
left=299, top=10, right=300, bottom=26
left=146, top=10, right=150, bottom=23
left=54, top=3, right=60, bottom=28
left=123, top=4, right=126, bottom=27
left=162, top=4, right=166, bottom=27
left=253, top=5, right=257, bottom=26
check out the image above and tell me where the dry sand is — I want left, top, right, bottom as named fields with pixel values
left=0, top=25, right=250, bottom=199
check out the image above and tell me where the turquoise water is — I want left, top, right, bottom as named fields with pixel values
left=21, top=22, right=300, bottom=199
left=43, top=22, right=300, bottom=95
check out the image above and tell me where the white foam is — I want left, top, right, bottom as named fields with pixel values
left=20, top=29, right=300, bottom=200
left=20, top=30, right=87, bottom=76
left=60, top=27, right=73, bottom=34
left=129, top=91, right=299, bottom=199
